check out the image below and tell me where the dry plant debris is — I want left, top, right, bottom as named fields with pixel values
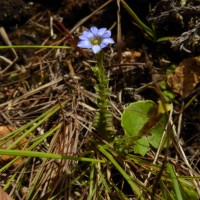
left=0, top=125, right=27, bottom=166
left=0, top=0, right=199, bottom=199
left=0, top=185, right=14, bottom=200
left=167, top=56, right=200, bottom=97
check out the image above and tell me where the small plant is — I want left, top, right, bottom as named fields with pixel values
left=77, top=27, right=115, bottom=139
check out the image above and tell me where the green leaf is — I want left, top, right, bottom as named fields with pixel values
left=166, top=163, right=184, bottom=200
left=133, top=137, right=150, bottom=156
left=183, top=187, right=198, bottom=200
left=148, top=115, right=168, bottom=149
left=163, top=90, right=176, bottom=102
left=121, top=100, right=170, bottom=156
left=121, top=100, right=156, bottom=136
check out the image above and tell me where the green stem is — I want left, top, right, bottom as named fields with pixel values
left=93, top=51, right=115, bottom=138
left=97, top=51, right=109, bottom=112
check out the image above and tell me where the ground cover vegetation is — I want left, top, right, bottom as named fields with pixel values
left=0, top=0, right=199, bottom=199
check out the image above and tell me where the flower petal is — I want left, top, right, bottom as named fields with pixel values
left=79, top=35, right=88, bottom=40
left=99, top=43, right=107, bottom=48
left=81, top=30, right=94, bottom=39
left=102, top=30, right=111, bottom=38
left=92, top=45, right=101, bottom=54
left=97, top=28, right=107, bottom=37
left=77, top=40, right=92, bottom=49
left=90, top=27, right=98, bottom=35
left=100, top=38, right=115, bottom=48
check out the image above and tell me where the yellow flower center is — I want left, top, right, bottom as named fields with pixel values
left=91, top=37, right=101, bottom=45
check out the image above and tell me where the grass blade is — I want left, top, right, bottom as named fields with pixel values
left=0, top=149, right=105, bottom=163
left=166, top=163, right=183, bottom=200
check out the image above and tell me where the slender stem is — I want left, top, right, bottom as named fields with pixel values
left=93, top=51, right=114, bottom=138
left=97, top=51, right=109, bottom=110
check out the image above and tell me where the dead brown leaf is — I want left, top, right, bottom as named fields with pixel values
left=0, top=125, right=27, bottom=166
left=0, top=185, right=14, bottom=200
left=167, top=56, right=200, bottom=97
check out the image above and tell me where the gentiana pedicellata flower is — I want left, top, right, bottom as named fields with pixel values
left=77, top=27, right=114, bottom=54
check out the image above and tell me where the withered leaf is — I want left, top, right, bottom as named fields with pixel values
left=167, top=56, right=200, bottom=97
left=0, top=185, right=14, bottom=200
left=0, top=125, right=27, bottom=166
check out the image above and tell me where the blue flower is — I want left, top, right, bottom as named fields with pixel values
left=77, top=27, right=114, bottom=54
